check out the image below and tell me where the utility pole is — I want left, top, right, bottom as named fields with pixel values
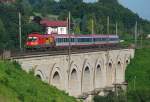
left=134, top=21, right=138, bottom=48
left=139, top=26, right=143, bottom=48
left=116, top=22, right=118, bottom=36
left=68, top=11, right=71, bottom=72
left=19, top=12, right=22, bottom=51
left=92, top=19, right=94, bottom=44
left=107, top=16, right=110, bottom=34
left=92, top=19, right=94, bottom=34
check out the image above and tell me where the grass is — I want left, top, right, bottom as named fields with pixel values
left=126, top=48, right=150, bottom=91
left=0, top=61, right=77, bottom=102
left=125, top=39, right=150, bottom=102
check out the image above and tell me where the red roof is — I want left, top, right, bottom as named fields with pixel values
left=40, top=19, right=67, bottom=27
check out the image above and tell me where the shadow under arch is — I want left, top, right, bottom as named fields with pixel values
left=93, top=57, right=105, bottom=89
left=49, top=63, right=63, bottom=90
left=35, top=70, right=46, bottom=81
left=81, top=59, right=93, bottom=93
left=52, top=71, right=61, bottom=89
left=116, top=58, right=124, bottom=83
left=106, top=59, right=114, bottom=86
left=68, top=66, right=80, bottom=96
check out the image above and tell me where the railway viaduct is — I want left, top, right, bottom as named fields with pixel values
left=14, top=48, right=134, bottom=101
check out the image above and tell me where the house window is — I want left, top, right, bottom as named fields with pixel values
left=60, top=28, right=64, bottom=32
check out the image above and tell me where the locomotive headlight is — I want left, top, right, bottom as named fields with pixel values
left=31, top=42, right=38, bottom=46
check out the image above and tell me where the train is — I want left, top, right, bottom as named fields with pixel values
left=25, top=32, right=120, bottom=49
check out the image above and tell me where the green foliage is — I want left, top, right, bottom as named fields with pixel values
left=0, top=18, right=6, bottom=49
left=0, top=61, right=77, bottom=102
left=126, top=47, right=150, bottom=101
left=126, top=48, right=150, bottom=92
left=0, top=0, right=150, bottom=50
left=94, top=91, right=127, bottom=102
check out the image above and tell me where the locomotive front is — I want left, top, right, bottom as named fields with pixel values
left=25, top=34, right=41, bottom=49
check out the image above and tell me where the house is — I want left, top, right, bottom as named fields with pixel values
left=40, top=19, right=68, bottom=35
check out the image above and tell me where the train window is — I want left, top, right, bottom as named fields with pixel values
left=64, top=38, right=67, bottom=42
left=58, top=38, right=61, bottom=43
left=64, top=38, right=66, bottom=42
left=67, top=38, right=69, bottom=42
left=58, top=38, right=60, bottom=42
left=27, top=37, right=37, bottom=41
left=61, top=38, right=63, bottom=42
left=102, top=38, right=107, bottom=41
left=62, top=38, right=64, bottom=42
left=71, top=38, right=74, bottom=42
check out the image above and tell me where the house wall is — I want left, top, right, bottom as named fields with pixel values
left=58, top=27, right=68, bottom=34
left=47, top=27, right=68, bottom=34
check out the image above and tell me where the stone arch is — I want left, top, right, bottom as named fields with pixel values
left=106, top=59, right=114, bottom=86
left=94, top=57, right=105, bottom=89
left=81, top=60, right=93, bottom=93
left=35, top=70, right=46, bottom=81
left=116, top=58, right=124, bottom=83
left=68, top=63, right=80, bottom=97
left=125, top=55, right=130, bottom=64
left=50, top=64, right=63, bottom=90
left=52, top=71, right=61, bottom=89
left=124, top=54, right=131, bottom=70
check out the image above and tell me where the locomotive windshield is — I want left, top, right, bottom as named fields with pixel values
left=27, top=37, right=38, bottom=42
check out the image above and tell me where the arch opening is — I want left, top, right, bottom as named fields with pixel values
left=71, top=69, right=77, bottom=80
left=107, top=62, right=114, bottom=86
left=95, top=64, right=104, bottom=88
left=97, top=64, right=101, bottom=71
left=52, top=71, right=61, bottom=89
left=69, top=68, right=79, bottom=96
left=126, top=60, right=129, bottom=64
left=36, top=74, right=41, bottom=79
left=109, top=63, right=112, bottom=67
left=116, top=61, right=124, bottom=83
left=82, top=66, right=91, bottom=93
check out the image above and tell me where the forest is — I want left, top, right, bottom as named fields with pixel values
left=0, top=0, right=150, bottom=49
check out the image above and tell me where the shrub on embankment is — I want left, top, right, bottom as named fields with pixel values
left=94, top=47, right=150, bottom=102
left=0, top=61, right=77, bottom=102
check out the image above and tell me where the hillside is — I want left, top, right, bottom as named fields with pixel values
left=0, top=61, right=77, bottom=102
left=125, top=47, right=150, bottom=101
left=0, top=0, right=150, bottom=49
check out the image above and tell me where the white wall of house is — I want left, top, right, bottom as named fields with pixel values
left=47, top=27, right=57, bottom=34
left=47, top=27, right=68, bottom=34
left=58, top=27, right=67, bottom=34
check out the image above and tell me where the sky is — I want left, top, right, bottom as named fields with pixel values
left=85, top=0, right=150, bottom=21
left=118, top=0, right=150, bottom=21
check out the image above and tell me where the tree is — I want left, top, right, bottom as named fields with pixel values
left=0, top=18, right=6, bottom=49
left=74, top=24, right=80, bottom=34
